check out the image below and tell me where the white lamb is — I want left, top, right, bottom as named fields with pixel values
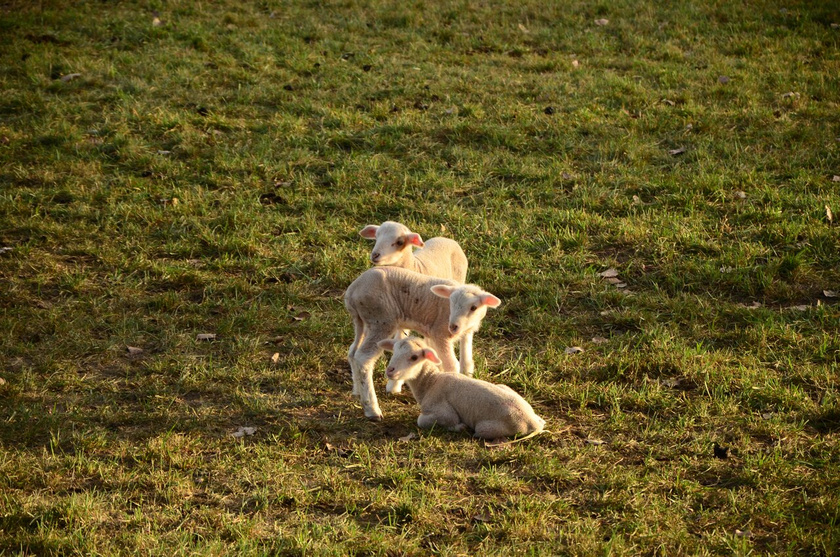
left=359, top=221, right=468, bottom=283
left=344, top=267, right=501, bottom=421
left=378, top=336, right=545, bottom=439
left=359, top=220, right=469, bottom=394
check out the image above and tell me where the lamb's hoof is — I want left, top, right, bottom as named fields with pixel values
left=366, top=413, right=383, bottom=422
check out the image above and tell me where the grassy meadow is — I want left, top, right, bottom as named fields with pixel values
left=1, top=0, right=839, bottom=554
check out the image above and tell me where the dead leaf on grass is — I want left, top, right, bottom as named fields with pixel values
left=826, top=205, right=834, bottom=224
left=152, top=16, right=163, bottom=27
left=591, top=336, right=608, bottom=344
left=126, top=346, right=144, bottom=356
left=832, top=176, right=840, bottom=182
left=735, top=529, right=751, bottom=538
left=270, top=352, right=280, bottom=364
left=565, top=346, right=584, bottom=355
left=594, top=18, right=609, bottom=26
left=668, top=147, right=686, bottom=156
left=720, top=266, right=734, bottom=273
left=571, top=59, right=580, bottom=68
left=585, top=438, right=606, bottom=446
left=398, top=432, right=417, bottom=442
left=325, top=442, right=353, bottom=457
left=718, top=75, right=730, bottom=84
left=598, top=268, right=619, bottom=278
left=604, top=276, right=623, bottom=285
left=789, top=304, right=809, bottom=311
left=734, top=190, right=747, bottom=200
left=661, top=99, right=675, bottom=106
left=517, top=23, right=530, bottom=33
left=60, top=73, right=82, bottom=82
left=738, top=301, right=762, bottom=309
left=824, top=290, right=838, bottom=298
left=196, top=333, right=216, bottom=341
left=292, top=311, right=311, bottom=322
left=472, top=513, right=491, bottom=523
left=0, top=247, right=13, bottom=255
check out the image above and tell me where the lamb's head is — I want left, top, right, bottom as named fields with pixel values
left=359, top=221, right=424, bottom=266
left=431, top=284, right=501, bottom=337
left=378, top=336, right=441, bottom=382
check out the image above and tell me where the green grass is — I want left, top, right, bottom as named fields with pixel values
left=1, top=0, right=839, bottom=554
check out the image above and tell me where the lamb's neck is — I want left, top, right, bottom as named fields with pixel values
left=406, top=363, right=441, bottom=405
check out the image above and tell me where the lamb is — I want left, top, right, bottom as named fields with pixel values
left=359, top=220, right=469, bottom=394
left=359, top=221, right=468, bottom=284
left=345, top=267, right=501, bottom=421
left=378, top=336, right=545, bottom=439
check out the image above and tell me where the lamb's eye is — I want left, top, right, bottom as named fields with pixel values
left=470, top=305, right=477, bottom=312
left=410, top=355, right=418, bottom=361
left=395, top=240, right=404, bottom=246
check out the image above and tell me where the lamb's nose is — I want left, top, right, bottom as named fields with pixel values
left=371, top=252, right=380, bottom=262
left=386, top=366, right=395, bottom=377
left=449, top=323, right=459, bottom=334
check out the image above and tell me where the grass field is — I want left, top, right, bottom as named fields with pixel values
left=1, top=0, right=839, bottom=554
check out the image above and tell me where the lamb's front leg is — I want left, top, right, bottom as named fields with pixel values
left=429, top=338, right=459, bottom=373
left=417, top=403, right=464, bottom=432
left=459, top=331, right=475, bottom=376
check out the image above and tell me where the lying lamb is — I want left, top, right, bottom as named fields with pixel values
left=345, top=267, right=501, bottom=421
left=378, top=336, right=545, bottom=439
left=359, top=221, right=468, bottom=283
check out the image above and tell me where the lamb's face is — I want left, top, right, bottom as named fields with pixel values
left=383, top=338, right=439, bottom=381
left=446, top=286, right=502, bottom=337
left=360, top=221, right=423, bottom=266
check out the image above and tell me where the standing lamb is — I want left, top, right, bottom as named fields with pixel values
left=378, top=336, right=545, bottom=439
left=345, top=267, right=501, bottom=421
left=359, top=220, right=469, bottom=394
left=359, top=221, right=468, bottom=283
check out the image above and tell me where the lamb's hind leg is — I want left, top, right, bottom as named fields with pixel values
left=347, top=311, right=365, bottom=397
left=351, top=325, right=399, bottom=421
left=473, top=420, right=515, bottom=440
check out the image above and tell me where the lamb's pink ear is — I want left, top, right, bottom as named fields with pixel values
left=405, top=233, right=425, bottom=248
left=481, top=293, right=502, bottom=308
left=359, top=225, right=379, bottom=239
left=377, top=339, right=396, bottom=352
left=431, top=285, right=455, bottom=299
left=423, top=348, right=441, bottom=365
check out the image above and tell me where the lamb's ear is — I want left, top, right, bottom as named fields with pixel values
left=481, top=293, right=502, bottom=308
left=404, top=233, right=425, bottom=248
left=359, top=225, right=379, bottom=239
left=423, top=348, right=442, bottom=365
left=431, top=285, right=455, bottom=299
left=377, top=339, right=397, bottom=352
